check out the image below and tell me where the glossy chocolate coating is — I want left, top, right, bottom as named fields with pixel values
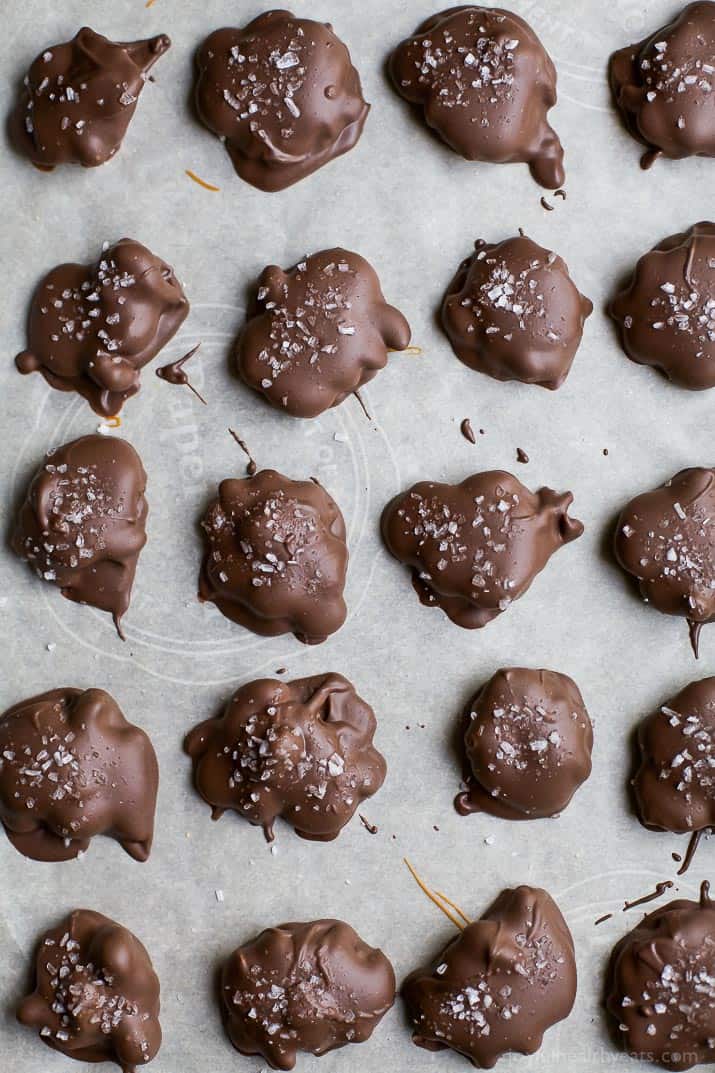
left=16, top=238, right=189, bottom=416
left=185, top=673, right=385, bottom=842
left=389, top=6, right=565, bottom=189
left=18, top=908, right=161, bottom=1072
left=194, top=11, right=369, bottom=191
left=12, top=434, right=148, bottom=636
left=221, top=919, right=395, bottom=1070
left=614, top=467, right=715, bottom=655
left=443, top=235, right=592, bottom=389
left=607, top=886, right=715, bottom=1070
left=10, top=27, right=170, bottom=170
left=610, top=2, right=715, bottom=169
left=455, top=667, right=593, bottom=820
left=382, top=470, right=583, bottom=629
left=403, top=885, right=576, bottom=1068
left=236, top=248, right=411, bottom=418
left=610, top=222, right=715, bottom=390
left=634, top=677, right=715, bottom=836
left=0, top=687, right=157, bottom=862
left=199, top=469, right=348, bottom=644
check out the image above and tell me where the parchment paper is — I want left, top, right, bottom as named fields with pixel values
left=2, top=2, right=714, bottom=1071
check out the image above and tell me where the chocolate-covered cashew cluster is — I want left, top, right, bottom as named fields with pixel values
left=236, top=248, right=411, bottom=417
left=615, top=466, right=715, bottom=656
left=221, top=919, right=395, bottom=1070
left=10, top=27, right=170, bottom=170
left=634, top=676, right=715, bottom=840
left=382, top=470, right=583, bottom=629
left=443, top=234, right=592, bottom=389
left=608, top=884, right=715, bottom=1070
left=610, top=2, right=715, bottom=169
left=194, top=11, right=369, bottom=191
left=18, top=909, right=161, bottom=1071
left=390, top=6, right=565, bottom=188
left=455, top=667, right=593, bottom=821
left=12, top=434, right=148, bottom=637
left=199, top=469, right=348, bottom=644
left=185, top=673, right=385, bottom=842
left=610, top=222, right=715, bottom=390
left=16, top=238, right=189, bottom=416
left=403, top=885, right=576, bottom=1067
left=0, top=687, right=157, bottom=862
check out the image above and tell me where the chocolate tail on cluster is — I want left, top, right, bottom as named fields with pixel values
left=120, top=34, right=172, bottom=72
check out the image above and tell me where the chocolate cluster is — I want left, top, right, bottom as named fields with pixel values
left=16, top=238, right=189, bottom=416
left=610, top=2, right=715, bottom=169
left=443, top=234, right=592, bottom=389
left=185, top=673, right=385, bottom=842
left=455, top=667, right=593, bottom=821
left=11, top=27, right=170, bottom=170
left=199, top=469, right=348, bottom=645
left=194, top=11, right=369, bottom=191
left=610, top=222, right=715, bottom=390
left=608, top=884, right=715, bottom=1070
left=382, top=470, right=583, bottom=629
left=18, top=908, right=161, bottom=1071
left=12, top=434, right=148, bottom=637
left=236, top=248, right=411, bottom=417
left=390, top=7, right=565, bottom=188
left=403, top=885, right=576, bottom=1067
left=221, top=919, right=395, bottom=1069
left=615, top=467, right=715, bottom=657
left=0, top=687, right=157, bottom=862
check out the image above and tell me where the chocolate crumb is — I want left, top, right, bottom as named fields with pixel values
left=360, top=815, right=378, bottom=835
left=540, top=196, right=554, bottom=211
left=516, top=447, right=529, bottom=464
left=460, top=418, right=476, bottom=444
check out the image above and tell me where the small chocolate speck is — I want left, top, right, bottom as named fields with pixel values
left=359, top=814, right=378, bottom=835
left=540, top=196, right=554, bottom=211
left=603, top=448, right=609, bottom=456
left=516, top=447, right=529, bottom=464
left=554, top=189, right=567, bottom=200
left=460, top=418, right=476, bottom=444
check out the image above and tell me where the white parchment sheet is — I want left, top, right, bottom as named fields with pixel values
left=1, top=2, right=714, bottom=1071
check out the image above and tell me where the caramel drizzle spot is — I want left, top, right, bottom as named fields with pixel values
left=185, top=169, right=220, bottom=192
left=403, top=858, right=470, bottom=931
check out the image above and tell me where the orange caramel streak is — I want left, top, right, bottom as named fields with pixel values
left=185, top=169, right=220, bottom=192
left=403, top=858, right=468, bottom=931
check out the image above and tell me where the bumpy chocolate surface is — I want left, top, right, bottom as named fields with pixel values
left=16, top=238, right=189, bottom=416
left=455, top=667, right=593, bottom=821
left=194, top=11, right=369, bottom=191
left=0, top=687, right=157, bottom=863
left=12, top=434, right=148, bottom=637
left=185, top=673, right=385, bottom=842
left=10, top=27, right=170, bottom=170
left=610, top=2, right=715, bottom=169
left=199, top=469, right=348, bottom=644
left=614, top=467, right=715, bottom=656
left=236, top=248, right=411, bottom=418
left=443, top=235, right=592, bottom=389
left=221, top=919, right=395, bottom=1070
left=634, top=677, right=715, bottom=837
left=403, top=885, right=576, bottom=1068
left=389, top=6, right=565, bottom=189
left=607, top=884, right=715, bottom=1071
left=382, top=470, right=583, bottom=629
left=18, top=908, right=161, bottom=1072
left=610, top=222, right=715, bottom=390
